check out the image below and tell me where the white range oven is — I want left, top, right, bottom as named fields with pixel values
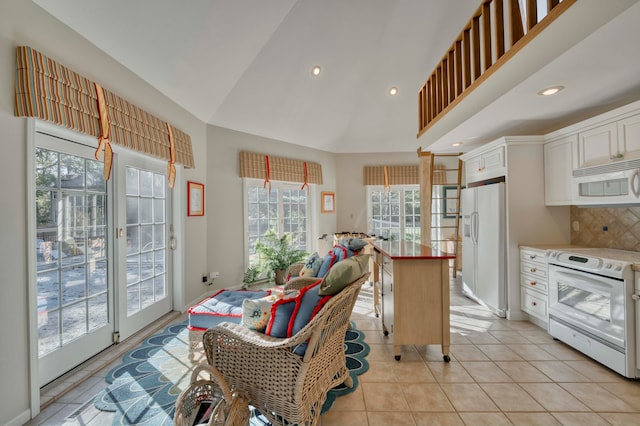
left=547, top=248, right=640, bottom=378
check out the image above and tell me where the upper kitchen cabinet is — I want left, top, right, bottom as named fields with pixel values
left=544, top=135, right=577, bottom=205
left=577, top=114, right=640, bottom=168
left=463, top=144, right=505, bottom=185
left=618, top=114, right=640, bottom=160
left=577, top=122, right=618, bottom=168
left=544, top=99, right=640, bottom=205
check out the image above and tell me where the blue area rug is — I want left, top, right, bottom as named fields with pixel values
left=94, top=320, right=369, bottom=425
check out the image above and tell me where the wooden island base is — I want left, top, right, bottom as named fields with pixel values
left=373, top=240, right=454, bottom=362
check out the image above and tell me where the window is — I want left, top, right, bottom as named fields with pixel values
left=367, top=185, right=420, bottom=241
left=244, top=179, right=311, bottom=270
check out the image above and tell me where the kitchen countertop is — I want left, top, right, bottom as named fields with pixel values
left=372, top=240, right=455, bottom=260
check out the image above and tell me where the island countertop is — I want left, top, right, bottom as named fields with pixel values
left=372, top=240, right=456, bottom=260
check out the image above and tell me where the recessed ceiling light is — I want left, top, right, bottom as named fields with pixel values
left=311, top=66, right=321, bottom=76
left=452, top=142, right=463, bottom=147
left=538, top=85, right=564, bottom=96
left=389, top=86, right=398, bottom=96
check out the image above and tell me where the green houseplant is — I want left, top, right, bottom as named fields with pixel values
left=254, top=231, right=307, bottom=284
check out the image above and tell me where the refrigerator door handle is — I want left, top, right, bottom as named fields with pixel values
left=471, top=211, right=479, bottom=244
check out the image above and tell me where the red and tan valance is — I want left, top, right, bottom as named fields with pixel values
left=239, top=151, right=323, bottom=186
left=15, top=46, right=195, bottom=172
left=363, top=165, right=419, bottom=186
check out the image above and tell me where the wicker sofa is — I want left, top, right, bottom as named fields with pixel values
left=194, top=272, right=368, bottom=425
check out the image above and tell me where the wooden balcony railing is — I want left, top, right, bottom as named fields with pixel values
left=417, top=0, right=576, bottom=138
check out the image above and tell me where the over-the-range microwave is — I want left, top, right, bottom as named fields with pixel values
left=572, top=160, right=640, bottom=205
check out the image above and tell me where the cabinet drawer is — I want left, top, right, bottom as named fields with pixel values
left=520, top=261, right=547, bottom=280
left=520, top=248, right=546, bottom=265
left=521, top=287, right=547, bottom=319
left=520, top=274, right=548, bottom=294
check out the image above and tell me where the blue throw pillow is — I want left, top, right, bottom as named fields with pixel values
left=316, top=245, right=356, bottom=278
left=291, top=281, right=331, bottom=336
left=339, top=237, right=368, bottom=252
left=265, top=298, right=297, bottom=338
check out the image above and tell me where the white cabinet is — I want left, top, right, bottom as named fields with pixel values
left=578, top=122, right=617, bottom=168
left=577, top=113, right=640, bottom=168
left=464, top=145, right=505, bottom=184
left=519, top=247, right=548, bottom=328
left=544, top=135, right=577, bottom=205
left=618, top=114, right=640, bottom=161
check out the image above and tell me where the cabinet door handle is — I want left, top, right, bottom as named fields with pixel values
left=529, top=254, right=536, bottom=259
left=530, top=267, right=536, bottom=273
left=531, top=301, right=537, bottom=307
left=530, top=281, right=536, bottom=286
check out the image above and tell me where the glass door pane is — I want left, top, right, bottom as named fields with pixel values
left=35, top=140, right=113, bottom=386
left=125, top=168, right=167, bottom=316
left=116, top=155, right=171, bottom=341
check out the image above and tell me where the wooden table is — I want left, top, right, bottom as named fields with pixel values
left=373, top=240, right=455, bottom=361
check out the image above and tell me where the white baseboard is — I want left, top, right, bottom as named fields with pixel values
left=6, top=409, right=31, bottom=426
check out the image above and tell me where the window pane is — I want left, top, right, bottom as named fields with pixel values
left=139, top=170, right=153, bottom=197
left=60, top=154, right=85, bottom=189
left=36, top=148, right=59, bottom=188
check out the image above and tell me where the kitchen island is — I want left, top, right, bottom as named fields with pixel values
left=373, top=240, right=455, bottom=361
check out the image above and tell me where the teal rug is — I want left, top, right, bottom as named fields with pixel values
left=94, top=320, right=369, bottom=425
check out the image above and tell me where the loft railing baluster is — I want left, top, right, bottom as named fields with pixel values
left=527, top=0, right=538, bottom=30
left=510, top=0, right=525, bottom=46
left=482, top=1, right=492, bottom=71
left=495, top=0, right=505, bottom=59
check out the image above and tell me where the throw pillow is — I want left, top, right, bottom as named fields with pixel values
left=339, top=237, right=368, bottom=252
left=319, top=253, right=370, bottom=295
left=299, top=252, right=322, bottom=277
left=291, top=280, right=331, bottom=337
left=316, top=245, right=356, bottom=278
left=241, top=294, right=279, bottom=332
left=265, top=298, right=297, bottom=338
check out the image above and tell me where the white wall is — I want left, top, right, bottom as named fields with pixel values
left=0, top=1, right=207, bottom=424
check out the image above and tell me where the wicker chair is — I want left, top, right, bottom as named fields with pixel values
left=202, top=272, right=369, bottom=426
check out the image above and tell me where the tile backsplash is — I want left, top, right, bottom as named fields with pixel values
left=571, top=206, right=640, bottom=251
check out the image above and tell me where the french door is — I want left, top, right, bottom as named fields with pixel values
left=35, top=132, right=114, bottom=386
left=115, top=154, right=172, bottom=340
left=33, top=128, right=173, bottom=386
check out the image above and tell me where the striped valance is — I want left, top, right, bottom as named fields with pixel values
left=363, top=165, right=419, bottom=186
left=15, top=46, right=194, bottom=169
left=239, top=151, right=323, bottom=185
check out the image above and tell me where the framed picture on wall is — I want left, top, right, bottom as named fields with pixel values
left=442, top=186, right=458, bottom=219
left=188, top=181, right=204, bottom=216
left=321, top=191, right=335, bottom=213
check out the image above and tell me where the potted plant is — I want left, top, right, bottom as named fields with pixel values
left=254, top=231, right=307, bottom=284
left=242, top=265, right=260, bottom=288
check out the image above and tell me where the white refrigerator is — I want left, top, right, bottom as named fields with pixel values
left=461, top=182, right=506, bottom=317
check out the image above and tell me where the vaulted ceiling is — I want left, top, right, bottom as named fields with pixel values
left=34, top=0, right=640, bottom=154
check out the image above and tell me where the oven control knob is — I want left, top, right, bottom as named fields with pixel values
left=605, top=263, right=612, bottom=269
left=615, top=265, right=622, bottom=271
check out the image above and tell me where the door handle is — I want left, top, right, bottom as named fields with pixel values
left=632, top=169, right=640, bottom=197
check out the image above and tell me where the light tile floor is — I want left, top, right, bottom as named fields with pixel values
left=28, top=276, right=640, bottom=425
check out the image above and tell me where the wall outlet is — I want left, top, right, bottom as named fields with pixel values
left=210, top=272, right=220, bottom=279
left=201, top=274, right=208, bottom=283
left=572, top=221, right=580, bottom=232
